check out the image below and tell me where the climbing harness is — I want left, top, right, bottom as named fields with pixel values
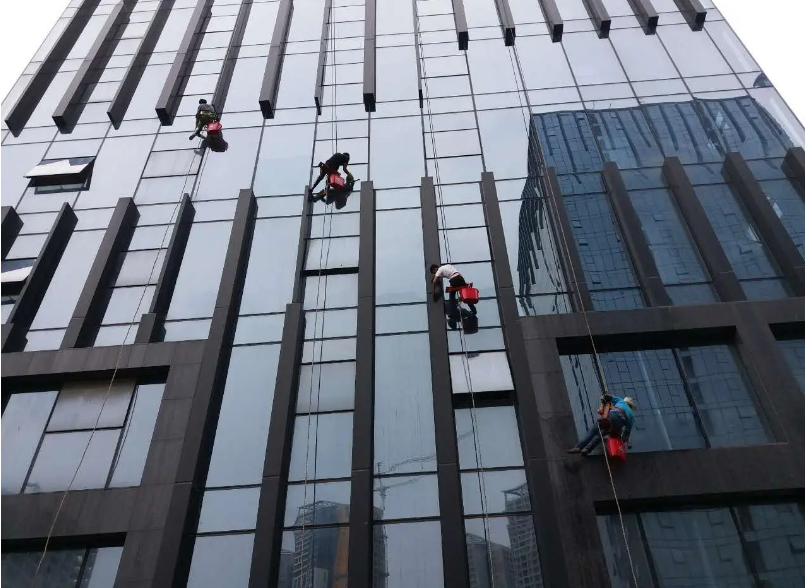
left=504, top=40, right=641, bottom=586
left=30, top=144, right=210, bottom=588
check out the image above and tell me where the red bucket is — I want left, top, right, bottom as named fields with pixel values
left=606, top=437, right=627, bottom=463
left=206, top=121, right=222, bottom=135
left=459, top=285, right=479, bottom=305
left=328, top=173, right=345, bottom=188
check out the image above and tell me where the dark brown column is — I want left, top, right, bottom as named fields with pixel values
left=420, top=176, right=471, bottom=588
left=2, top=204, right=77, bottom=352
left=724, top=152, right=805, bottom=296
left=544, top=167, right=593, bottom=311
left=663, top=156, right=745, bottom=302
left=60, top=197, right=138, bottom=349
left=673, top=0, right=706, bottom=30
left=135, top=194, right=195, bottom=344
left=347, top=181, right=375, bottom=588
left=602, top=162, right=671, bottom=307
left=451, top=0, right=469, bottom=50
left=494, top=0, right=516, bottom=45
left=314, top=0, right=333, bottom=114
left=152, top=189, right=256, bottom=588
left=363, top=0, right=377, bottom=112
left=1, top=207, right=23, bottom=260
left=784, top=147, right=805, bottom=182
left=155, top=0, right=214, bottom=124
left=210, top=0, right=258, bottom=111
left=627, top=0, right=659, bottom=34
left=259, top=0, right=293, bottom=118
left=480, top=171, right=571, bottom=588
left=581, top=0, right=611, bottom=38
left=537, top=0, right=563, bottom=42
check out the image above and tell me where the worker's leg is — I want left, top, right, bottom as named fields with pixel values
left=310, top=164, right=328, bottom=192
left=568, top=420, right=607, bottom=454
left=189, top=119, right=203, bottom=139
left=447, top=289, right=460, bottom=324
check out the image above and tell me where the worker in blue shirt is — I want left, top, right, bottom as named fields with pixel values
left=568, top=394, right=636, bottom=456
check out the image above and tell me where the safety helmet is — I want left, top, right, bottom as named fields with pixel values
left=343, top=152, right=350, bottom=162
left=623, top=397, right=636, bottom=410
left=199, top=98, right=207, bottom=104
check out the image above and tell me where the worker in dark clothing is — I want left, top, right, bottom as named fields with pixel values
left=568, top=394, right=636, bottom=456
left=430, top=263, right=477, bottom=319
left=445, top=301, right=478, bottom=333
left=310, top=152, right=350, bottom=194
left=189, top=99, right=218, bottom=140
left=311, top=171, right=356, bottom=209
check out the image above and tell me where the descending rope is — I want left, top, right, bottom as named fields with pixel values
left=504, top=41, right=641, bottom=587
left=415, top=10, right=497, bottom=587
left=31, top=142, right=210, bottom=588
left=297, top=0, right=340, bottom=568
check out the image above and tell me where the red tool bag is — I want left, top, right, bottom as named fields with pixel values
left=328, top=173, right=345, bottom=188
left=606, top=437, right=627, bottom=463
left=206, top=121, right=223, bottom=135
left=459, top=283, right=480, bottom=305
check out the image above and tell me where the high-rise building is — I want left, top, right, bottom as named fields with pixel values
left=2, top=0, right=805, bottom=587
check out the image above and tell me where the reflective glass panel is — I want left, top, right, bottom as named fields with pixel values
left=461, top=469, right=529, bottom=515
left=297, top=362, right=356, bottom=413
left=465, top=516, right=543, bottom=588
left=779, top=339, right=805, bottom=395
left=109, top=383, right=165, bottom=488
left=241, top=217, right=301, bottom=314
left=455, top=406, right=524, bottom=469
left=373, top=474, right=440, bottom=520
left=1, top=391, right=58, bottom=494
left=288, top=412, right=353, bottom=481
left=48, top=380, right=133, bottom=432
left=375, top=521, right=444, bottom=588
left=376, top=209, right=427, bottom=304
left=449, top=351, right=513, bottom=393
left=186, top=534, right=255, bottom=588
left=285, top=481, right=351, bottom=527
left=198, top=487, right=261, bottom=533
left=279, top=528, right=350, bottom=588
left=375, top=304, right=428, bottom=334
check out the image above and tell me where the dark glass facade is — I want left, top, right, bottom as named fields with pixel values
left=2, top=1, right=805, bottom=587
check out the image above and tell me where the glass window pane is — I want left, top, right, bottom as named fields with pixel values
left=194, top=128, right=262, bottom=201
left=734, top=502, right=805, bottom=588
left=279, top=528, right=350, bottom=588
left=563, top=32, right=626, bottom=86
left=25, top=429, right=119, bottom=493
left=597, top=513, right=655, bottom=588
left=100, top=286, right=155, bottom=325
left=234, top=314, right=286, bottom=345
left=207, top=345, right=280, bottom=487
left=297, top=362, right=356, bottom=413
left=253, top=124, right=316, bottom=196
left=1, top=549, right=85, bottom=588
left=114, top=250, right=166, bottom=287
left=448, top=328, right=505, bottom=353
left=370, top=117, right=425, bottom=189
left=285, top=481, right=351, bottom=527
left=47, top=381, right=134, bottom=432
left=657, top=24, right=731, bottom=77
left=305, top=237, right=359, bottom=270
left=302, top=338, right=356, bottom=363
left=375, top=304, right=428, bottom=334
left=677, top=345, right=769, bottom=447
left=477, top=109, right=530, bottom=180
left=373, top=474, right=440, bottom=520
left=186, top=534, right=254, bottom=588
left=437, top=204, right=485, bottom=230
left=305, top=308, right=357, bottom=339
left=1, top=391, right=58, bottom=494
left=81, top=546, right=124, bottom=588
left=376, top=209, right=427, bottom=304
left=289, top=412, right=353, bottom=481
left=465, top=516, right=543, bottom=588
left=450, top=351, right=514, bottom=393
left=641, top=509, right=754, bottom=588
left=198, top=487, right=261, bottom=533
left=517, top=35, right=574, bottom=90
left=162, top=319, right=212, bottom=341
left=760, top=178, right=805, bottom=259
left=610, top=28, right=678, bottom=82
left=374, top=334, right=437, bottom=475
left=303, top=274, right=358, bottom=309
left=779, top=339, right=805, bottom=395
left=166, top=221, right=232, bottom=321
left=461, top=469, right=529, bottom=515
left=439, top=228, right=491, bottom=264
left=375, top=521, right=444, bottom=588
left=109, top=383, right=165, bottom=488
left=588, top=109, right=663, bottom=169
left=6, top=233, right=48, bottom=260
left=456, top=406, right=524, bottom=469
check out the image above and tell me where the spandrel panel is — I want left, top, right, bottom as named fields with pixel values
left=375, top=522, right=444, bottom=588
left=31, top=230, right=105, bottom=330
left=461, top=469, right=529, bottom=515
left=437, top=203, right=485, bottom=229
left=186, top=534, right=254, bottom=588
left=455, top=406, right=524, bottom=469
left=302, top=337, right=356, bottom=362
left=253, top=124, right=316, bottom=196
left=1, top=391, right=58, bottom=495
left=109, top=383, right=165, bottom=487
left=288, top=412, right=353, bottom=481
left=370, top=117, right=425, bottom=189
left=166, top=221, right=232, bottom=321
left=376, top=209, right=427, bottom=304
left=297, top=362, right=356, bottom=413
left=374, top=334, right=437, bottom=475
left=563, top=32, right=627, bottom=86
left=207, top=345, right=280, bottom=487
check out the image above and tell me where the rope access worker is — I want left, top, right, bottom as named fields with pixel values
left=311, top=171, right=356, bottom=208
left=568, top=394, right=636, bottom=456
left=189, top=99, right=218, bottom=140
left=310, top=152, right=351, bottom=195
left=430, top=263, right=478, bottom=320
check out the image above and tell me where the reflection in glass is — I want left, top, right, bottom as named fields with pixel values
left=1, top=548, right=85, bottom=588
left=373, top=474, right=439, bottom=520
left=759, top=178, right=805, bottom=259
left=449, top=351, right=513, bottom=393
left=285, top=481, right=351, bottom=527
left=279, top=527, right=350, bottom=588
left=303, top=274, right=358, bottom=309
left=375, top=521, right=444, bottom=588
left=465, top=516, right=543, bottom=588
left=289, top=412, right=353, bottom=481
left=109, top=383, right=165, bottom=488
left=1, top=391, right=58, bottom=494
left=374, top=334, right=437, bottom=475
left=461, top=469, right=529, bottom=515
left=779, top=339, right=805, bottom=395
left=297, top=362, right=356, bottom=413
left=456, top=406, right=524, bottom=469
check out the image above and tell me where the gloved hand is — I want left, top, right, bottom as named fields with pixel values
left=601, top=393, right=613, bottom=405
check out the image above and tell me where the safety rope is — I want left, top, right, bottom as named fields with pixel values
left=505, top=41, right=641, bottom=587
left=415, top=10, right=497, bottom=586
left=297, top=0, right=340, bottom=565
left=31, top=139, right=210, bottom=588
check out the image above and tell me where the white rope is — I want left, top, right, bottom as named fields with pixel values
left=507, top=41, right=641, bottom=588
left=31, top=139, right=209, bottom=588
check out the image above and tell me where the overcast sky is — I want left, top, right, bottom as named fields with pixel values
left=2, top=0, right=805, bottom=124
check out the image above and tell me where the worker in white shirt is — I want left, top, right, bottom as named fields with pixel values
left=430, top=263, right=477, bottom=320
